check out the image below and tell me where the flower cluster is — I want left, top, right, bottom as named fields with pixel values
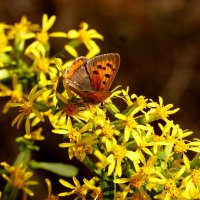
left=0, top=14, right=200, bottom=200
left=55, top=91, right=200, bottom=200
left=0, top=14, right=103, bottom=138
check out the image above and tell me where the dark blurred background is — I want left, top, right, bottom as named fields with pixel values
left=0, top=0, right=200, bottom=199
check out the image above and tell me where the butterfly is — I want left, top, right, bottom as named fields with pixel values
left=63, top=53, right=120, bottom=104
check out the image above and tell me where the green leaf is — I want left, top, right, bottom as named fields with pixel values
left=56, top=76, right=65, bottom=94
left=33, top=101, right=49, bottom=112
left=105, top=102, right=119, bottom=116
left=30, top=161, right=78, bottom=177
left=122, top=104, right=137, bottom=116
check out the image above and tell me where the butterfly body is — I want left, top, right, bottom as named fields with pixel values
left=63, top=53, right=120, bottom=104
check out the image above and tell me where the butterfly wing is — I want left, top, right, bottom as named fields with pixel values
left=63, top=54, right=120, bottom=104
left=63, top=57, right=93, bottom=91
left=86, top=53, right=120, bottom=91
left=65, top=88, right=111, bottom=104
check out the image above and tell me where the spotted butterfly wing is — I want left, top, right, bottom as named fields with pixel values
left=63, top=57, right=92, bottom=90
left=87, top=53, right=120, bottom=91
left=64, top=53, right=120, bottom=104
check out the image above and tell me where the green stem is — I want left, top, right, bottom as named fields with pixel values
left=190, top=153, right=200, bottom=169
left=82, top=156, right=101, bottom=176
left=3, top=184, right=19, bottom=200
left=2, top=138, right=36, bottom=200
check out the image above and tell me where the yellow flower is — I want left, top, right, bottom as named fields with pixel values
left=8, top=15, right=39, bottom=41
left=114, top=183, right=132, bottom=199
left=115, top=113, right=148, bottom=142
left=59, top=133, right=97, bottom=161
left=0, top=52, right=11, bottom=67
left=181, top=169, right=200, bottom=199
left=34, top=14, right=66, bottom=44
left=66, top=22, right=103, bottom=58
left=132, top=94, right=149, bottom=110
left=95, top=138, right=140, bottom=177
left=0, top=74, right=24, bottom=113
left=25, top=42, right=58, bottom=87
left=158, top=122, right=200, bottom=169
left=11, top=85, right=45, bottom=134
left=129, top=190, right=151, bottom=200
left=37, top=14, right=67, bottom=43
left=148, top=96, right=180, bottom=122
left=24, top=127, right=45, bottom=141
left=45, top=178, right=59, bottom=200
left=59, top=177, right=89, bottom=199
left=151, top=166, right=188, bottom=200
left=114, top=156, right=157, bottom=196
left=164, top=179, right=180, bottom=199
left=1, top=162, right=38, bottom=197
left=83, top=177, right=102, bottom=200
left=56, top=117, right=97, bottom=161
left=116, top=87, right=133, bottom=106
left=0, top=23, right=12, bottom=53
left=25, top=14, right=67, bottom=57
left=50, top=93, right=94, bottom=130
left=95, top=119, right=119, bottom=145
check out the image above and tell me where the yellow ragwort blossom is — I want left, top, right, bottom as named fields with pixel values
left=83, top=177, right=102, bottom=200
left=57, top=117, right=97, bottom=161
left=148, top=96, right=180, bottom=121
left=115, top=113, right=148, bottom=142
left=45, top=178, right=59, bottom=200
left=59, top=133, right=97, bottom=161
left=51, top=92, right=92, bottom=129
left=1, top=162, right=38, bottom=197
left=59, top=177, right=89, bottom=199
left=152, top=166, right=188, bottom=200
left=8, top=15, right=39, bottom=41
left=158, top=122, right=200, bottom=169
left=0, top=74, right=24, bottom=113
left=0, top=23, right=12, bottom=53
left=25, top=14, right=67, bottom=57
left=95, top=119, right=119, bottom=145
left=24, top=127, right=45, bottom=141
left=35, top=14, right=67, bottom=44
left=66, top=22, right=103, bottom=58
left=25, top=42, right=58, bottom=87
left=181, top=169, right=200, bottom=199
left=133, top=95, right=149, bottom=110
left=114, top=156, right=157, bottom=199
left=95, top=138, right=140, bottom=177
left=11, top=85, right=45, bottom=135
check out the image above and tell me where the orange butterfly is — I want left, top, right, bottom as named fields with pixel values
left=63, top=53, right=120, bottom=104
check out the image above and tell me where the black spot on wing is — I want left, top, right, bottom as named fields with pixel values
left=93, top=70, right=99, bottom=75
left=106, top=63, right=113, bottom=68
left=105, top=74, right=111, bottom=78
left=97, top=65, right=102, bottom=69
